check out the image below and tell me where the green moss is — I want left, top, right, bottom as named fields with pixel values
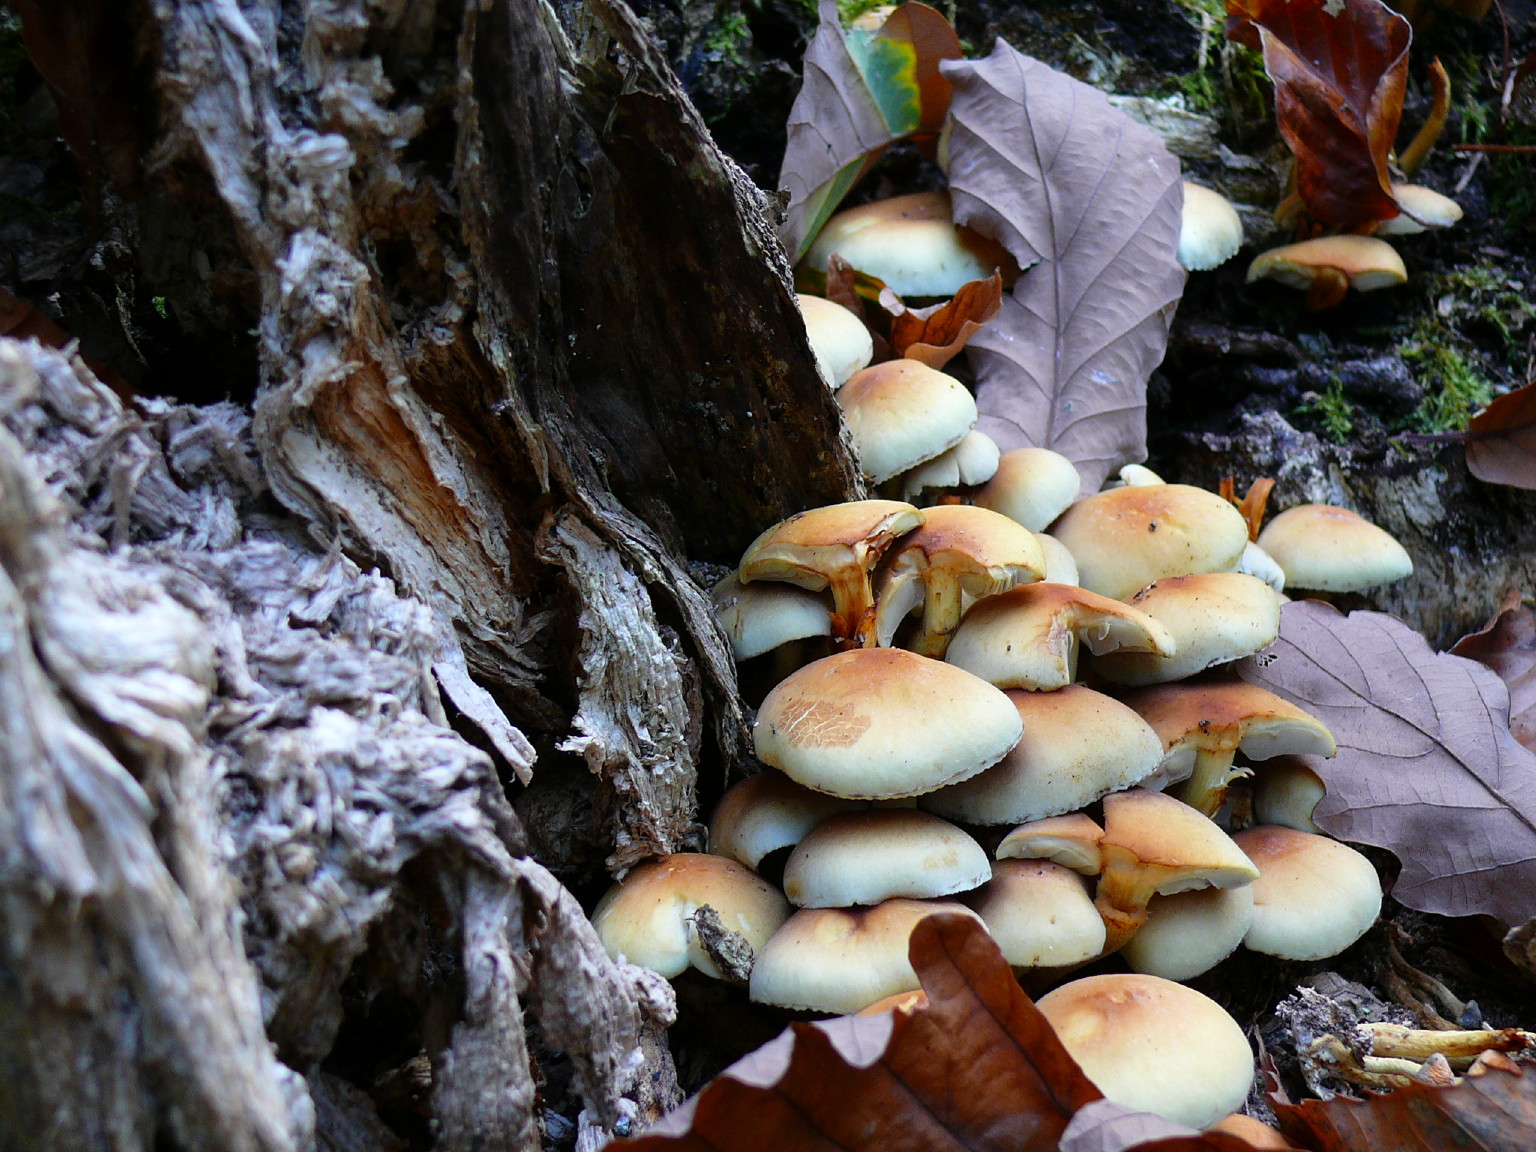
left=1296, top=380, right=1356, bottom=444
left=837, top=0, right=889, bottom=23
left=704, top=11, right=751, bottom=58
left=1400, top=338, right=1494, bottom=432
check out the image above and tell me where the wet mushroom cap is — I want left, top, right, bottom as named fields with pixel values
left=1233, top=825, right=1382, bottom=960
left=1093, top=572, right=1282, bottom=686
left=754, top=648, right=1023, bottom=799
left=802, top=191, right=1019, bottom=298
left=1050, top=484, right=1250, bottom=600
left=838, top=359, right=979, bottom=484
left=974, top=447, right=1083, bottom=531
left=592, top=853, right=792, bottom=980
left=749, top=898, right=983, bottom=1014
left=1037, top=973, right=1255, bottom=1129
left=1255, top=504, right=1413, bottom=592
left=708, top=770, right=864, bottom=870
left=969, top=859, right=1106, bottom=968
left=945, top=581, right=1174, bottom=691
left=1178, top=182, right=1244, bottom=271
left=797, top=293, right=874, bottom=388
left=922, top=685, right=1164, bottom=825
left=782, top=809, right=991, bottom=907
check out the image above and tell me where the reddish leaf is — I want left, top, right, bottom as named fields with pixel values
left=1237, top=601, right=1536, bottom=926
left=1452, top=591, right=1536, bottom=753
left=941, top=43, right=1185, bottom=495
left=616, top=914, right=1257, bottom=1152
left=1271, top=1052, right=1536, bottom=1151
left=1227, top=0, right=1409, bottom=229
left=1463, top=383, right=1536, bottom=490
left=0, top=286, right=128, bottom=395
left=881, top=271, right=1003, bottom=369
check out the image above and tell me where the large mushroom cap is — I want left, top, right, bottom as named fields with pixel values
left=783, top=809, right=991, bottom=907
left=802, top=191, right=1018, bottom=298
left=838, top=359, right=978, bottom=485
left=1233, top=826, right=1382, bottom=960
left=973, top=447, right=1083, bottom=531
left=1037, top=973, right=1255, bottom=1129
left=754, top=648, right=1023, bottom=799
left=749, top=898, right=983, bottom=1014
left=922, top=685, right=1164, bottom=825
left=945, top=581, right=1174, bottom=691
left=1256, top=504, right=1413, bottom=592
left=1050, top=484, right=1250, bottom=600
left=970, top=859, right=1105, bottom=968
left=592, top=854, right=791, bottom=980
left=1093, top=572, right=1282, bottom=686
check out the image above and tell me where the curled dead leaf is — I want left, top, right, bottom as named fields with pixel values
left=881, top=271, right=1003, bottom=369
left=1463, top=383, right=1536, bottom=491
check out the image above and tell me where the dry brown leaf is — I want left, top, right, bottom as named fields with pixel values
left=1237, top=601, right=1536, bottom=926
left=1463, top=383, right=1536, bottom=490
left=941, top=43, right=1185, bottom=495
left=1227, top=0, right=1410, bottom=229
left=1451, top=591, right=1536, bottom=753
left=1270, top=1050, right=1536, bottom=1151
left=616, top=913, right=1259, bottom=1152
left=881, top=271, right=1003, bottom=369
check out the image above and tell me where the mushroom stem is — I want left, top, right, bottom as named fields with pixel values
left=829, top=569, right=878, bottom=650
left=1304, top=267, right=1350, bottom=310
left=1092, top=854, right=1155, bottom=955
left=910, top=572, right=965, bottom=658
left=1398, top=57, right=1450, bottom=177
left=1173, top=747, right=1248, bottom=818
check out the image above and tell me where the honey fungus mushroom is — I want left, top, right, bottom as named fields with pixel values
left=1246, top=234, right=1407, bottom=310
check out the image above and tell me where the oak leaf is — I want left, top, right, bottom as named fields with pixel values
left=615, top=914, right=1254, bottom=1152
left=941, top=42, right=1185, bottom=494
left=1451, top=591, right=1536, bottom=753
left=778, top=1, right=961, bottom=262
left=1462, top=382, right=1536, bottom=491
left=1269, top=1050, right=1536, bottom=1151
left=1237, top=601, right=1536, bottom=926
left=1227, top=0, right=1409, bottom=229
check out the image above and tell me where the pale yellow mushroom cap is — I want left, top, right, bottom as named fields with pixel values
left=1037, top=973, right=1255, bottom=1129
left=1233, top=826, right=1382, bottom=961
left=1247, top=235, right=1407, bottom=293
left=797, top=293, right=874, bottom=388
left=974, top=447, right=1083, bottom=531
left=969, top=859, right=1106, bottom=968
left=1120, top=885, right=1255, bottom=982
left=1093, top=572, right=1282, bottom=686
left=1376, top=183, right=1463, bottom=236
left=1256, top=504, right=1413, bottom=592
left=1179, top=182, right=1244, bottom=271
left=708, top=770, right=864, bottom=869
left=802, top=191, right=1018, bottom=298
left=782, top=809, right=991, bottom=907
left=838, top=359, right=978, bottom=484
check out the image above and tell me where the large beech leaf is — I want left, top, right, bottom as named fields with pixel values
left=616, top=914, right=1254, bottom=1152
left=1227, top=0, right=1409, bottom=228
left=1269, top=1052, right=1536, bottom=1151
left=1237, top=601, right=1536, bottom=926
left=778, top=1, right=961, bottom=262
left=1463, top=382, right=1536, bottom=490
left=1452, top=592, right=1536, bottom=753
left=941, top=43, right=1185, bottom=495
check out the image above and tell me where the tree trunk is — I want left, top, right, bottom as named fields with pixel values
left=0, top=0, right=854, bottom=1148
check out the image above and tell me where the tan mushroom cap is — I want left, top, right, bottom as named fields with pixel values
left=1095, top=788, right=1259, bottom=954
left=922, top=685, right=1164, bottom=826
left=873, top=503, right=1046, bottom=657
left=945, top=582, right=1175, bottom=691
left=748, top=898, right=983, bottom=1014
left=802, top=191, right=1019, bottom=298
left=1038, top=974, right=1255, bottom=1129
left=1094, top=573, right=1282, bottom=686
left=797, top=293, right=874, bottom=388
left=783, top=809, right=991, bottom=907
left=592, top=853, right=791, bottom=980
left=1256, top=504, right=1413, bottom=592
left=974, top=447, right=1083, bottom=531
left=1178, top=182, right=1244, bottom=272
left=970, top=860, right=1106, bottom=968
left=996, top=812, right=1104, bottom=874
left=1233, top=826, right=1382, bottom=960
left=1120, top=680, right=1336, bottom=818
left=901, top=429, right=1001, bottom=500
left=708, top=770, right=864, bottom=870
left=754, top=648, right=1023, bottom=799
left=739, top=499, right=923, bottom=643
left=1050, top=484, right=1250, bottom=600
left=838, top=359, right=979, bottom=485
left=1376, top=183, right=1463, bottom=236
left=1246, top=235, right=1407, bottom=309
left=711, top=572, right=833, bottom=661
left=1120, top=885, right=1255, bottom=982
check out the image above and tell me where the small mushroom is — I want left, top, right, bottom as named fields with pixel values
left=1375, top=183, right=1463, bottom=236
left=797, top=293, right=873, bottom=388
left=708, top=770, right=864, bottom=871
left=1250, top=756, right=1327, bottom=834
left=1256, top=504, right=1413, bottom=593
left=969, top=859, right=1106, bottom=969
left=1232, top=825, right=1382, bottom=961
left=1120, top=885, right=1255, bottom=982
left=973, top=447, right=1083, bottom=531
left=782, top=809, right=991, bottom=907
left=1246, top=234, right=1407, bottom=310
left=900, top=429, right=1001, bottom=501
left=1178, top=181, right=1244, bottom=271
left=838, top=359, right=979, bottom=486
left=996, top=812, right=1104, bottom=875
